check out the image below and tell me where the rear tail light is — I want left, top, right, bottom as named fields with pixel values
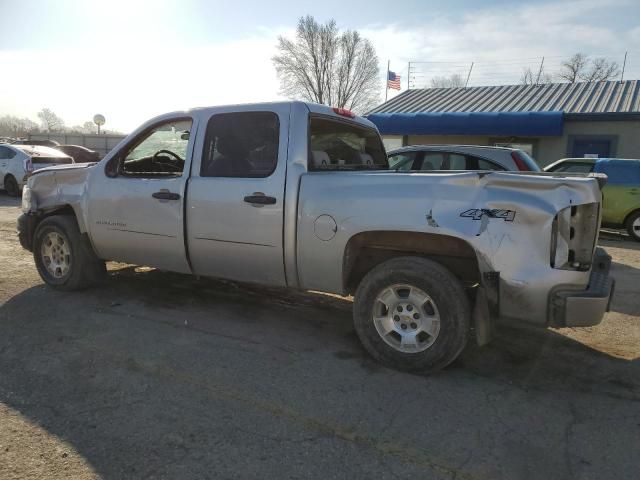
left=511, top=152, right=530, bottom=171
left=23, top=158, right=34, bottom=173
left=550, top=203, right=599, bottom=270
left=332, top=107, right=355, bottom=118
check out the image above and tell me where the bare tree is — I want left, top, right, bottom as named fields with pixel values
left=0, top=115, right=39, bottom=138
left=558, top=53, right=619, bottom=83
left=430, top=74, right=464, bottom=88
left=272, top=16, right=380, bottom=113
left=581, top=57, right=620, bottom=82
left=520, top=67, right=552, bottom=85
left=558, top=53, right=588, bottom=83
left=83, top=121, right=97, bottom=133
left=37, top=108, right=65, bottom=132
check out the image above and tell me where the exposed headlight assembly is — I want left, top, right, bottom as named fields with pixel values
left=21, top=185, right=36, bottom=213
left=550, top=203, right=599, bottom=271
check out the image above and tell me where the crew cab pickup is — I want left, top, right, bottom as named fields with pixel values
left=17, top=102, right=614, bottom=372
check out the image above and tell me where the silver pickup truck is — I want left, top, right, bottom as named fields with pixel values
left=17, top=102, right=614, bottom=372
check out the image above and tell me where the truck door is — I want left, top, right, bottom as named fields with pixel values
left=87, top=117, right=195, bottom=273
left=186, top=105, right=289, bottom=286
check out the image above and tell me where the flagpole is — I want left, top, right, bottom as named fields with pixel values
left=385, top=60, right=390, bottom=102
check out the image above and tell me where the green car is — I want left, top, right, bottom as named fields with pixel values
left=544, top=158, right=640, bottom=242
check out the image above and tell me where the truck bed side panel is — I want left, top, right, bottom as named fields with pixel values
left=296, top=171, right=602, bottom=326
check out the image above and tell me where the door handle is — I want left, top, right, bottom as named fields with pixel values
left=244, top=193, right=276, bottom=205
left=152, top=190, right=181, bottom=200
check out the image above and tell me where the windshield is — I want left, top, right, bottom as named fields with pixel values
left=309, top=116, right=387, bottom=170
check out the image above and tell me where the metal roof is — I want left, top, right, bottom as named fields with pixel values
left=368, top=80, right=640, bottom=115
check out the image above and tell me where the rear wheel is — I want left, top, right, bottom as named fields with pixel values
left=626, top=210, right=640, bottom=242
left=353, top=256, right=470, bottom=373
left=33, top=215, right=106, bottom=290
left=4, top=175, right=19, bottom=197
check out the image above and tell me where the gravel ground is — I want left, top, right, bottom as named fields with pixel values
left=0, top=195, right=638, bottom=480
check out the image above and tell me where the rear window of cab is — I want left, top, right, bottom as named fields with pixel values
left=309, top=117, right=387, bottom=171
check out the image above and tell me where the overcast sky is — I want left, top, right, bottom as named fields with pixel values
left=1, top=0, right=638, bottom=132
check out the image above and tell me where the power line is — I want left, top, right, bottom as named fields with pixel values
left=405, top=51, right=637, bottom=89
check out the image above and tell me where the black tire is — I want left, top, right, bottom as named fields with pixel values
left=353, top=256, right=470, bottom=373
left=33, top=215, right=106, bottom=291
left=4, top=175, right=19, bottom=197
left=626, top=210, right=640, bottom=242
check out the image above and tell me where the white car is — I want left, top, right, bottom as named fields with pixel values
left=388, top=145, right=541, bottom=172
left=0, top=144, right=73, bottom=196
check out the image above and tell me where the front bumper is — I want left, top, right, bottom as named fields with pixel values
left=17, top=213, right=36, bottom=252
left=550, top=248, right=614, bottom=327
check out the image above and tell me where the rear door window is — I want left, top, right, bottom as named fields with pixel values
left=448, top=153, right=466, bottom=170
left=388, top=152, right=417, bottom=171
left=420, top=153, right=446, bottom=170
left=201, top=112, right=279, bottom=178
left=309, top=117, right=387, bottom=170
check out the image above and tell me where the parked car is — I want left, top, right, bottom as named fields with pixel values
left=54, top=145, right=101, bottom=163
left=388, top=145, right=541, bottom=172
left=0, top=144, right=74, bottom=196
left=12, top=139, right=61, bottom=147
left=545, top=158, right=640, bottom=241
left=18, top=102, right=612, bottom=373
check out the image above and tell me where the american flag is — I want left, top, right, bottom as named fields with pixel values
left=387, top=71, right=401, bottom=90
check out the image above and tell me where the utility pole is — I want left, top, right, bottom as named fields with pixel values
left=535, top=57, right=545, bottom=85
left=465, top=62, right=474, bottom=88
left=385, top=60, right=390, bottom=102
left=620, top=52, right=628, bottom=84
left=407, top=62, right=411, bottom=90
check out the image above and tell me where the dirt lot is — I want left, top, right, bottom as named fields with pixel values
left=0, top=195, right=638, bottom=480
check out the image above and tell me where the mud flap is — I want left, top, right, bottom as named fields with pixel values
left=473, top=272, right=499, bottom=346
left=473, top=286, right=493, bottom=346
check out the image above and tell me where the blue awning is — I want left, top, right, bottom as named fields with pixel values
left=366, top=111, right=564, bottom=136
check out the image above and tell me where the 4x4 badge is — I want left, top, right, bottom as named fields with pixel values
left=460, top=209, right=516, bottom=222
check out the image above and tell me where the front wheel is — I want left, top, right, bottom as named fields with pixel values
left=626, top=211, right=640, bottom=242
left=353, top=256, right=470, bottom=373
left=33, top=215, right=106, bottom=290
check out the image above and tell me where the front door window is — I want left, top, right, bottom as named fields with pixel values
left=119, top=120, right=192, bottom=176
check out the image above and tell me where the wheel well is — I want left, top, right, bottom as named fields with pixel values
left=623, top=208, right=640, bottom=227
left=343, top=231, right=481, bottom=295
left=32, top=206, right=78, bottom=237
